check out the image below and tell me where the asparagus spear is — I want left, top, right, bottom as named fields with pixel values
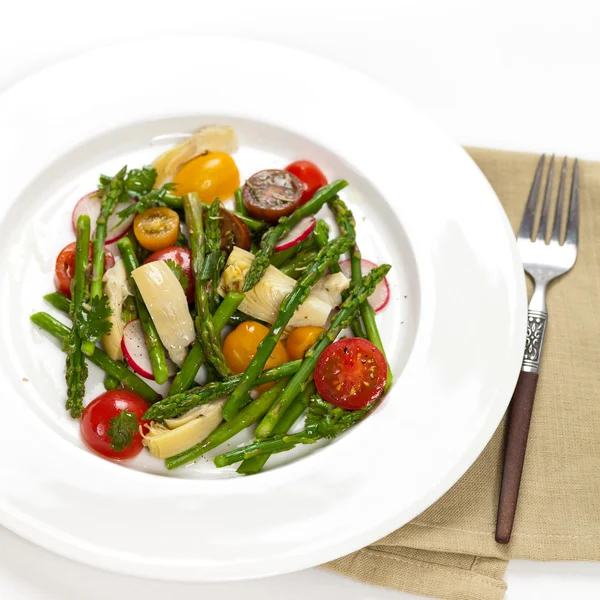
left=255, top=263, right=391, bottom=438
left=237, top=382, right=313, bottom=475
left=104, top=374, right=120, bottom=390
left=269, top=220, right=328, bottom=275
left=169, top=292, right=244, bottom=396
left=329, top=198, right=391, bottom=387
left=143, top=360, right=302, bottom=422
left=215, top=397, right=372, bottom=468
left=242, top=180, right=348, bottom=292
left=204, top=198, right=226, bottom=312
left=313, top=219, right=330, bottom=248
left=231, top=212, right=266, bottom=233
left=121, top=295, right=138, bottom=324
left=270, top=232, right=317, bottom=269
left=165, top=378, right=289, bottom=470
left=64, top=215, right=91, bottom=418
left=30, top=312, right=159, bottom=403
left=184, top=194, right=231, bottom=379
left=44, top=292, right=70, bottom=313
left=82, top=167, right=126, bottom=356
left=234, top=187, right=248, bottom=216
left=279, top=250, right=319, bottom=279
left=118, top=237, right=170, bottom=385
left=222, top=236, right=353, bottom=421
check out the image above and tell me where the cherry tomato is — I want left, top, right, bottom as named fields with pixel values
left=217, top=207, right=251, bottom=252
left=285, top=160, right=328, bottom=206
left=133, top=207, right=180, bottom=251
left=286, top=326, right=326, bottom=361
left=223, top=321, right=289, bottom=391
left=81, top=390, right=150, bottom=460
left=242, top=169, right=303, bottom=223
left=171, top=152, right=240, bottom=204
left=54, top=242, right=115, bottom=298
left=314, top=338, right=387, bottom=410
left=145, top=246, right=194, bottom=302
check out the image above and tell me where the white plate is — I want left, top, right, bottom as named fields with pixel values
left=0, top=37, right=526, bottom=581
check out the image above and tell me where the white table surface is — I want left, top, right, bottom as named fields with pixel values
left=1, top=1, right=598, bottom=598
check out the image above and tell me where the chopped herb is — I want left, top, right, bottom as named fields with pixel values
left=75, top=295, right=112, bottom=344
left=165, top=260, right=189, bottom=292
left=107, top=410, right=139, bottom=452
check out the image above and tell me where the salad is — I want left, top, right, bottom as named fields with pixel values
left=31, top=125, right=392, bottom=474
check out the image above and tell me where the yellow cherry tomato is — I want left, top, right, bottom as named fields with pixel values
left=223, top=321, right=289, bottom=391
left=133, top=207, right=180, bottom=251
left=286, top=326, right=326, bottom=361
left=171, top=152, right=240, bottom=204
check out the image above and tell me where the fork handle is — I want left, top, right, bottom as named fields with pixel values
left=495, top=309, right=548, bottom=544
left=495, top=370, right=539, bottom=543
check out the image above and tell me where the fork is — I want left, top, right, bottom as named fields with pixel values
left=495, top=155, right=580, bottom=544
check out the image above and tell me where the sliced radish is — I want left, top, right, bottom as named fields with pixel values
left=72, top=191, right=135, bottom=244
left=339, top=258, right=390, bottom=312
left=274, top=216, right=316, bottom=252
left=121, top=319, right=177, bottom=380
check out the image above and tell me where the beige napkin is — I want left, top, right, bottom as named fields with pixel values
left=322, top=148, right=600, bottom=600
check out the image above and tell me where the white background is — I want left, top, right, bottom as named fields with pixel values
left=1, top=0, right=598, bottom=598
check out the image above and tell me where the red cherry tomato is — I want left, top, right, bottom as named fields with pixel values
left=314, top=338, right=387, bottom=410
left=54, top=242, right=115, bottom=298
left=145, top=246, right=194, bottom=303
left=285, top=160, right=328, bottom=206
left=81, top=390, right=150, bottom=460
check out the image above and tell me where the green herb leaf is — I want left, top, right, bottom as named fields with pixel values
left=107, top=410, right=139, bottom=452
left=76, top=295, right=113, bottom=343
left=125, top=166, right=157, bottom=197
left=164, top=259, right=189, bottom=292
left=116, top=184, right=177, bottom=224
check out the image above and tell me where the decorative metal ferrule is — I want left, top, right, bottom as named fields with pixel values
left=522, top=310, right=548, bottom=373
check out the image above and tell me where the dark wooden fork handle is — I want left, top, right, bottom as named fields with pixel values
left=495, top=370, right=539, bottom=544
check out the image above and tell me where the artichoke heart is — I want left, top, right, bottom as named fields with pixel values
left=218, top=247, right=349, bottom=329
left=143, top=398, right=226, bottom=459
left=131, top=261, right=195, bottom=367
left=101, top=260, right=132, bottom=361
left=153, top=125, right=238, bottom=187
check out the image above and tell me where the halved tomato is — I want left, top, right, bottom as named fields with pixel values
left=242, top=169, right=303, bottom=223
left=314, top=338, right=387, bottom=410
left=217, top=207, right=251, bottom=252
left=133, top=207, right=180, bottom=251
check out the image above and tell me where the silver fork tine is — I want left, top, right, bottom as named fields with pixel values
left=550, top=157, right=567, bottom=243
left=518, top=154, right=545, bottom=240
left=536, top=154, right=555, bottom=242
left=565, top=159, right=580, bottom=246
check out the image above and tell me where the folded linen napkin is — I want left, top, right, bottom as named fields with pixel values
left=322, top=148, right=600, bottom=600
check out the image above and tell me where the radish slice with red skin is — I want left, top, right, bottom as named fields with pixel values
left=72, top=191, right=135, bottom=244
left=274, top=217, right=316, bottom=252
left=339, top=258, right=390, bottom=312
left=121, top=319, right=177, bottom=380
